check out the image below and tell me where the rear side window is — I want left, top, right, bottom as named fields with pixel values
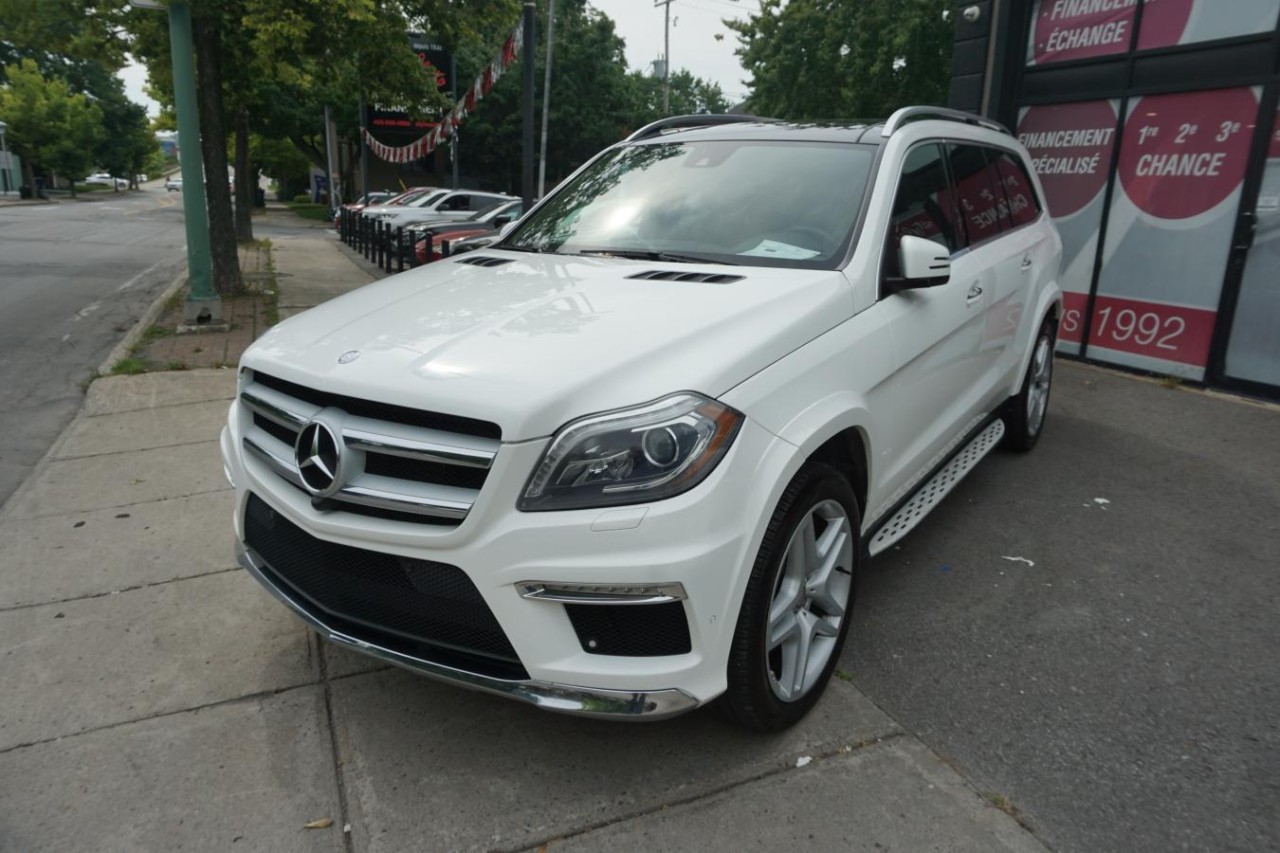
left=992, top=150, right=1041, bottom=227
left=884, top=143, right=963, bottom=278
left=948, top=144, right=1013, bottom=244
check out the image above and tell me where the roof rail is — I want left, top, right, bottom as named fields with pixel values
left=625, top=114, right=778, bottom=143
left=880, top=106, right=1010, bottom=138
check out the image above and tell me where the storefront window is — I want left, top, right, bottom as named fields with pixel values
left=1138, top=0, right=1280, bottom=49
left=1091, top=86, right=1260, bottom=379
left=1027, top=0, right=1146, bottom=65
left=1224, top=106, right=1280, bottom=386
left=1016, top=100, right=1120, bottom=354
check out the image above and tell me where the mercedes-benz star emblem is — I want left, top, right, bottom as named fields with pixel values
left=295, top=421, right=342, bottom=496
left=338, top=350, right=360, bottom=364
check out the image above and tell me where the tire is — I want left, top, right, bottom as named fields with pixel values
left=1003, top=316, right=1056, bottom=452
left=721, top=462, right=860, bottom=731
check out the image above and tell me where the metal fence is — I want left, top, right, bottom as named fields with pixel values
left=337, top=209, right=456, bottom=274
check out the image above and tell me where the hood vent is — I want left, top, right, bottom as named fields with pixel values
left=626, top=270, right=744, bottom=285
left=455, top=256, right=514, bottom=268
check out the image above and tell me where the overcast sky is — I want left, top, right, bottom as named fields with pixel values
left=118, top=0, right=760, bottom=117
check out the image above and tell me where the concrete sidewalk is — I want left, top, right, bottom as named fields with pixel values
left=0, top=228, right=1047, bottom=851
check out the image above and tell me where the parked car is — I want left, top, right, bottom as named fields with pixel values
left=444, top=231, right=502, bottom=256
left=86, top=173, right=128, bottom=189
left=358, top=187, right=445, bottom=220
left=164, top=176, right=183, bottom=192
left=223, top=108, right=1062, bottom=730
left=409, top=200, right=524, bottom=263
left=332, top=191, right=396, bottom=230
left=376, top=190, right=515, bottom=228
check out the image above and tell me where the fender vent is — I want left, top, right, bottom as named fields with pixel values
left=455, top=256, right=513, bottom=268
left=626, top=270, right=744, bottom=284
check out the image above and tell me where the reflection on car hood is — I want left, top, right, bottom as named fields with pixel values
left=242, top=251, right=853, bottom=440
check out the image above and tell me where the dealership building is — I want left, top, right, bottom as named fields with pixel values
left=949, top=0, right=1280, bottom=399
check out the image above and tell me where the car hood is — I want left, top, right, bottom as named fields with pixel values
left=241, top=251, right=853, bottom=441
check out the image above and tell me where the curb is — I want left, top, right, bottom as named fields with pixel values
left=97, top=270, right=189, bottom=376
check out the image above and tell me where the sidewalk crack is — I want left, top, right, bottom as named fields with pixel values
left=504, top=731, right=908, bottom=853
left=320, top=640, right=356, bottom=853
left=0, top=566, right=241, bottom=613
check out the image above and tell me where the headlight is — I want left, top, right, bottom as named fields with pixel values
left=518, top=393, right=743, bottom=512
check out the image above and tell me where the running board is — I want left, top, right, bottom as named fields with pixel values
left=866, top=419, right=1006, bottom=557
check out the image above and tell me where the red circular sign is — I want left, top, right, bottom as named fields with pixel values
left=1136, top=0, right=1196, bottom=50
left=1017, top=101, right=1118, bottom=218
left=1118, top=88, right=1257, bottom=220
left=1033, top=0, right=1191, bottom=64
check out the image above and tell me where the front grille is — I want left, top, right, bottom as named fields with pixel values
left=239, top=370, right=500, bottom=525
left=254, top=412, right=297, bottom=446
left=565, top=602, right=692, bottom=657
left=244, top=493, right=526, bottom=679
left=362, top=453, right=488, bottom=490
left=253, top=370, right=501, bottom=439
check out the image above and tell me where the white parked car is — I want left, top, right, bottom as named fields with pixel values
left=222, top=108, right=1063, bottom=730
left=374, top=190, right=516, bottom=228
left=86, top=173, right=128, bottom=189
left=164, top=176, right=183, bottom=192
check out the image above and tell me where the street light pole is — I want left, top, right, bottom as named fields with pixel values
left=656, top=0, right=674, bottom=114
left=166, top=1, right=218, bottom=324
left=522, top=1, right=536, bottom=210
left=538, top=0, right=555, bottom=198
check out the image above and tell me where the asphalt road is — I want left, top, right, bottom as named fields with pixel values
left=844, top=364, right=1279, bottom=852
left=0, top=186, right=187, bottom=507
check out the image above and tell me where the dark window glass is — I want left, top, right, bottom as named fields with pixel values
left=992, top=150, right=1041, bottom=228
left=948, top=144, right=1013, bottom=244
left=884, top=144, right=962, bottom=278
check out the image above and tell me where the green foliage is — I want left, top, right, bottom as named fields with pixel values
left=462, top=0, right=728, bottom=193
left=0, top=0, right=131, bottom=78
left=728, top=0, right=955, bottom=120
left=629, top=69, right=731, bottom=120
left=0, top=59, right=103, bottom=187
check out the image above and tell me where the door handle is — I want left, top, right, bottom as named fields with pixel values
left=1020, top=256, right=1033, bottom=272
left=966, top=283, right=984, bottom=302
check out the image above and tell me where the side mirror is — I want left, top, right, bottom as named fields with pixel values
left=897, top=235, right=951, bottom=287
left=493, top=214, right=512, bottom=228
left=498, top=220, right=518, bottom=238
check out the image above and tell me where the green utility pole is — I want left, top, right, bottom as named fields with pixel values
left=167, top=0, right=219, bottom=323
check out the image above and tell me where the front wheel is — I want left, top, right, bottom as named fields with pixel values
left=721, top=462, right=860, bottom=731
left=1003, top=317, right=1055, bottom=452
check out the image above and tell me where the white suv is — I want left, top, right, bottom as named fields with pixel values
left=221, top=108, right=1062, bottom=731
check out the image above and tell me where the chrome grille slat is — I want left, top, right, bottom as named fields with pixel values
left=241, top=386, right=316, bottom=430
left=244, top=434, right=305, bottom=489
left=239, top=374, right=498, bottom=525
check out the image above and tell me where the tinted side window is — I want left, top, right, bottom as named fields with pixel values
left=992, top=150, right=1041, bottom=228
left=948, top=144, right=1012, bottom=244
left=884, top=143, right=963, bottom=278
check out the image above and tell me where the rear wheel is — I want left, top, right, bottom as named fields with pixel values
left=1003, top=318, right=1055, bottom=452
left=722, top=462, right=859, bottom=731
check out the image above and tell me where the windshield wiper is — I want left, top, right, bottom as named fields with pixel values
left=575, top=248, right=738, bottom=266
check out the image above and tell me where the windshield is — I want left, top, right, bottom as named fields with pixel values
left=504, top=140, right=874, bottom=268
left=410, top=190, right=450, bottom=209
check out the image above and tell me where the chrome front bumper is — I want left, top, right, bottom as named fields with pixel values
left=236, top=543, right=700, bottom=721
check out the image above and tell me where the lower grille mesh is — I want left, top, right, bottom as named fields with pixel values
left=565, top=602, right=692, bottom=656
left=244, top=493, right=526, bottom=679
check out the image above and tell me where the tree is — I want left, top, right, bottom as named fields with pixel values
left=629, top=69, right=730, bottom=119
left=463, top=0, right=648, bottom=193
left=728, top=0, right=954, bottom=120
left=0, top=59, right=103, bottom=194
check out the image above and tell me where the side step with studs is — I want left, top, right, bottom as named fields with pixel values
left=866, top=419, right=1006, bottom=557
